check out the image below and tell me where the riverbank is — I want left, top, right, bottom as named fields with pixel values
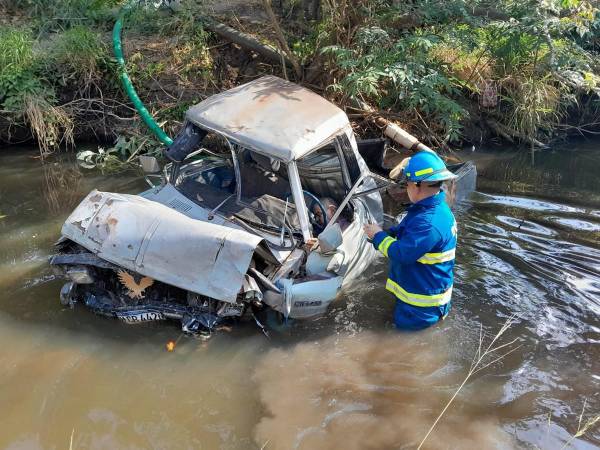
left=1, top=0, right=600, bottom=160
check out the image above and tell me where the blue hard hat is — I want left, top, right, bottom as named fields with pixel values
left=403, top=151, right=456, bottom=183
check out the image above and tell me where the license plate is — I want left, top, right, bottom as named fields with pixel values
left=117, top=311, right=166, bottom=323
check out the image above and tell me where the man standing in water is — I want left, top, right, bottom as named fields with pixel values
left=363, top=151, right=457, bottom=330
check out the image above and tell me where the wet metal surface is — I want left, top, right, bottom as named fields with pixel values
left=0, top=144, right=599, bottom=449
left=186, top=76, right=349, bottom=161
left=61, top=189, right=269, bottom=303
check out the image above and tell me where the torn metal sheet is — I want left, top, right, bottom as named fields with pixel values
left=61, top=190, right=277, bottom=303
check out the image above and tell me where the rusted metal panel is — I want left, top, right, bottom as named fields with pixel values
left=62, top=190, right=276, bottom=303
left=186, top=76, right=349, bottom=162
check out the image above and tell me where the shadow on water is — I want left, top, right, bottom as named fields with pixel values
left=0, top=144, right=599, bottom=449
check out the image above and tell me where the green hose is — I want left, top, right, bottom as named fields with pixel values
left=113, top=5, right=173, bottom=146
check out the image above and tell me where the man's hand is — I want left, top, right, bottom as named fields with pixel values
left=304, top=237, right=319, bottom=252
left=363, top=223, right=382, bottom=239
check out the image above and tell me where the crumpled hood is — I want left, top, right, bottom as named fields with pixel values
left=61, top=190, right=276, bottom=303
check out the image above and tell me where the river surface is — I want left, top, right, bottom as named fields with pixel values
left=0, top=143, right=599, bottom=449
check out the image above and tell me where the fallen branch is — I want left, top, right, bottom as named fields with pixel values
left=349, top=97, right=435, bottom=153
left=261, top=0, right=303, bottom=79
left=204, top=20, right=294, bottom=69
left=486, top=119, right=549, bottom=149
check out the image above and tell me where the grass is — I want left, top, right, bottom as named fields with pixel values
left=7, top=0, right=119, bottom=34
left=418, top=316, right=521, bottom=449
left=0, top=27, right=40, bottom=102
left=559, top=399, right=600, bottom=449
left=48, top=25, right=115, bottom=93
left=22, top=94, right=74, bottom=156
left=0, top=27, right=71, bottom=156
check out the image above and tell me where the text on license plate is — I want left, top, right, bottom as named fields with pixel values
left=117, top=311, right=166, bottom=323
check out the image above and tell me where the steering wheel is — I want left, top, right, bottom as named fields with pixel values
left=285, top=190, right=328, bottom=234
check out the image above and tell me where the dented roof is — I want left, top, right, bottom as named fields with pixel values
left=186, top=76, right=349, bottom=162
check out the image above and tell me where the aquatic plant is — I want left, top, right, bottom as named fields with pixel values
left=76, top=135, right=161, bottom=173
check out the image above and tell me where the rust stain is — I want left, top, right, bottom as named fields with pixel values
left=89, top=194, right=102, bottom=202
left=71, top=220, right=86, bottom=232
left=103, top=216, right=119, bottom=239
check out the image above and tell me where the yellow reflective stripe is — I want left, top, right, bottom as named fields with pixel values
left=414, top=167, right=434, bottom=177
left=377, top=236, right=396, bottom=257
left=386, top=279, right=452, bottom=307
left=417, top=248, right=456, bottom=264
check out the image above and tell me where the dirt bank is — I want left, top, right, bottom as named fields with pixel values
left=1, top=0, right=599, bottom=156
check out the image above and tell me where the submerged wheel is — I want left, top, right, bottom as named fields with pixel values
left=260, top=308, right=293, bottom=333
left=59, top=281, right=77, bottom=307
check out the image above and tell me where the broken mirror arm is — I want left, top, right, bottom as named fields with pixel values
left=349, top=172, right=396, bottom=198
left=324, top=172, right=369, bottom=231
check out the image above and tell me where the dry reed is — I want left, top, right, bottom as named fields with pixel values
left=418, top=316, right=521, bottom=449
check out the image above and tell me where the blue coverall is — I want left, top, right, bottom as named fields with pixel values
left=372, top=190, right=457, bottom=330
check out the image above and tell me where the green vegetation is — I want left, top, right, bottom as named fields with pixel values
left=305, top=0, right=600, bottom=147
left=323, top=31, right=464, bottom=143
left=76, top=134, right=162, bottom=172
left=0, top=0, right=212, bottom=161
left=48, top=26, right=114, bottom=91
left=1, top=0, right=599, bottom=163
left=6, top=0, right=119, bottom=33
left=0, top=27, right=71, bottom=155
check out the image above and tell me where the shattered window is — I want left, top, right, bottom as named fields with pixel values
left=175, top=132, right=236, bottom=208
left=236, top=149, right=301, bottom=232
left=297, top=143, right=347, bottom=203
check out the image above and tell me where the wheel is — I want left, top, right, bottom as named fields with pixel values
left=59, top=281, right=77, bottom=307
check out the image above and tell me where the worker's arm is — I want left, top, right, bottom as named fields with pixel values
left=371, top=221, right=437, bottom=264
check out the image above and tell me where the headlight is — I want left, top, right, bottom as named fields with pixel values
left=66, top=266, right=94, bottom=284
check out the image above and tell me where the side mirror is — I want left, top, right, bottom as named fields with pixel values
left=139, top=155, right=161, bottom=174
left=318, top=223, right=343, bottom=253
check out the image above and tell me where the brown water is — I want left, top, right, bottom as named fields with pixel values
left=1, top=144, right=599, bottom=449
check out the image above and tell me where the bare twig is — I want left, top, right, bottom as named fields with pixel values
left=418, top=316, right=519, bottom=449
left=560, top=399, right=600, bottom=450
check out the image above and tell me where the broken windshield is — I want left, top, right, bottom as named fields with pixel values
left=235, top=148, right=301, bottom=233
left=173, top=133, right=301, bottom=237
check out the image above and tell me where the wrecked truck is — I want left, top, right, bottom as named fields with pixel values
left=50, top=76, right=388, bottom=333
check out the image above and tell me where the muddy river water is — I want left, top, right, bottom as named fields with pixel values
left=0, top=143, right=599, bottom=449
